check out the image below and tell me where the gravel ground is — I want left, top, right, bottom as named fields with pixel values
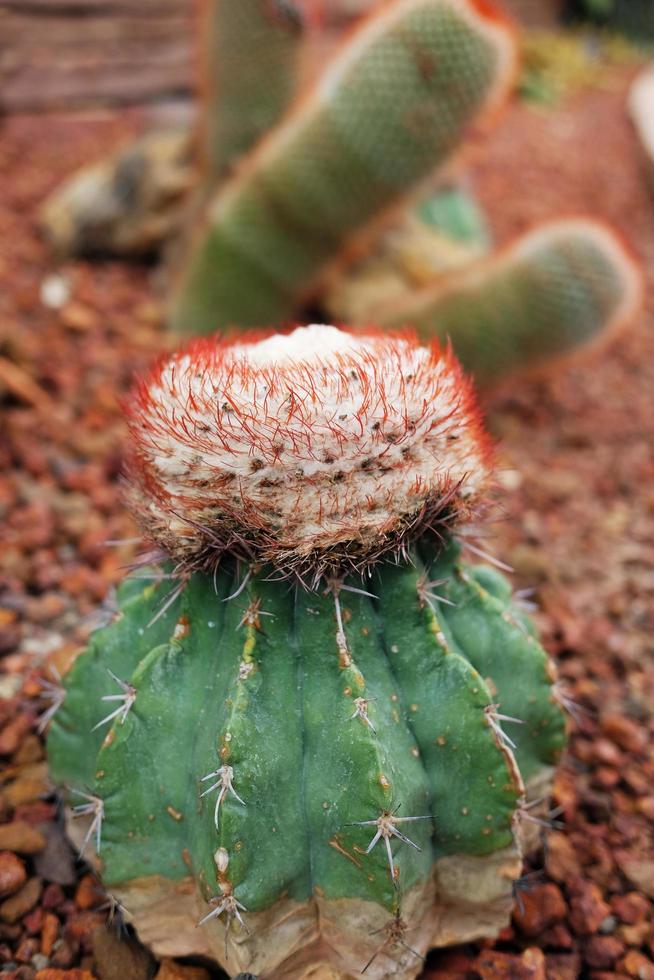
left=0, top=66, right=653, bottom=980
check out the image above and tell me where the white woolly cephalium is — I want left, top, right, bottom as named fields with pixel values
left=126, top=325, right=492, bottom=579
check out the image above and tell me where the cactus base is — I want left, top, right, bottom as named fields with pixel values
left=65, top=812, right=521, bottom=978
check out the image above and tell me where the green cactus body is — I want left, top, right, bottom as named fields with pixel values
left=198, top=0, right=307, bottom=181
left=48, top=544, right=565, bottom=978
left=47, top=326, right=568, bottom=978
left=375, top=220, right=643, bottom=384
left=169, top=0, right=516, bottom=335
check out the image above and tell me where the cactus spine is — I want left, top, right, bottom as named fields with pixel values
left=39, top=0, right=642, bottom=383
left=47, top=326, right=566, bottom=980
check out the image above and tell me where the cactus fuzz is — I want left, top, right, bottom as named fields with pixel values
left=126, top=325, right=491, bottom=582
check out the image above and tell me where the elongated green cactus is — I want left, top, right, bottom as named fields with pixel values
left=47, top=326, right=566, bottom=980
left=39, top=0, right=643, bottom=385
left=198, top=0, right=308, bottom=181
left=169, top=0, right=516, bottom=334
left=353, top=219, right=644, bottom=383
left=165, top=0, right=641, bottom=383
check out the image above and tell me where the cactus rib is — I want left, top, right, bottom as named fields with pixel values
left=48, top=548, right=559, bottom=975
left=197, top=0, right=308, bottom=181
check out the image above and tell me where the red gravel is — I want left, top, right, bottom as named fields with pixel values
left=1, top=66, right=653, bottom=980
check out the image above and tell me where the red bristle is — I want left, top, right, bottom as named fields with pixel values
left=124, top=325, right=493, bottom=583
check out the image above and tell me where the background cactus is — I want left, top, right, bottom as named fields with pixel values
left=334, top=218, right=642, bottom=383
left=166, top=0, right=641, bottom=377
left=39, top=0, right=642, bottom=385
left=197, top=0, right=309, bottom=183
left=168, top=0, right=517, bottom=335
left=47, top=325, right=567, bottom=980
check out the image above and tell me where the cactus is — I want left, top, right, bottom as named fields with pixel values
left=341, top=218, right=643, bottom=384
left=39, top=0, right=642, bottom=383
left=166, top=0, right=640, bottom=381
left=197, top=0, right=309, bottom=182
left=168, top=0, right=517, bottom=334
left=47, top=325, right=567, bottom=980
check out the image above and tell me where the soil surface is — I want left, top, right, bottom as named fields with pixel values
left=0, top=65, right=653, bottom=980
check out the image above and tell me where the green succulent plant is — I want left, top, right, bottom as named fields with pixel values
left=168, top=0, right=641, bottom=383
left=40, top=0, right=642, bottom=385
left=47, top=325, right=568, bottom=979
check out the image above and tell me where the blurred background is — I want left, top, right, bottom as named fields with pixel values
left=0, top=2, right=653, bottom=980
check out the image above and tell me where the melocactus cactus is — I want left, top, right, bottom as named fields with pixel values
left=47, top=325, right=567, bottom=980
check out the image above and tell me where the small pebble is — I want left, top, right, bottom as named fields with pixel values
left=0, top=878, right=43, bottom=924
left=154, top=959, right=211, bottom=980
left=39, top=274, right=71, bottom=310
left=585, top=935, right=624, bottom=969
left=0, top=824, right=46, bottom=856
left=477, top=947, right=546, bottom=980
left=0, top=853, right=27, bottom=898
left=620, top=951, right=654, bottom=980
left=568, top=879, right=612, bottom=936
left=513, top=883, right=567, bottom=936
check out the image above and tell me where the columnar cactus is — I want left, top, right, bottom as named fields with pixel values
left=166, top=0, right=641, bottom=381
left=47, top=325, right=567, bottom=980
left=168, top=0, right=517, bottom=334
left=334, top=218, right=643, bottom=384
left=197, top=0, right=309, bottom=182
left=40, top=0, right=643, bottom=384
